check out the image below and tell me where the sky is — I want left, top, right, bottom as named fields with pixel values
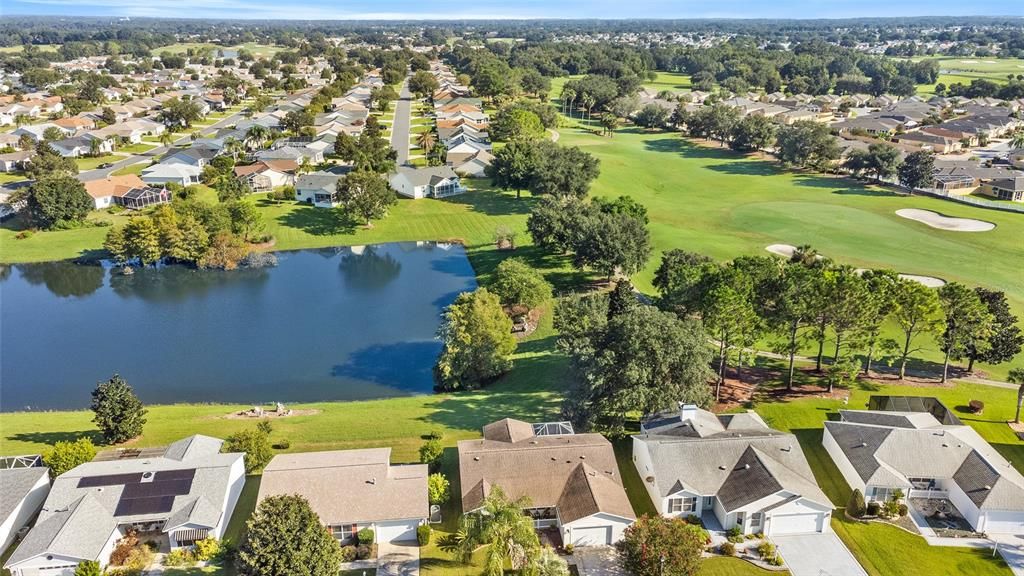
left=1, top=0, right=1022, bottom=21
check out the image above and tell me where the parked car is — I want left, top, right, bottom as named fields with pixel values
left=98, top=162, right=114, bottom=169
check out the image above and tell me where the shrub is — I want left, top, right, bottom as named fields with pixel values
left=223, top=428, right=273, bottom=473
left=339, top=545, right=357, bottom=562
left=425, top=430, right=443, bottom=440
left=419, top=439, right=443, bottom=467
left=417, top=524, right=432, bottom=546
left=757, top=541, right=776, bottom=559
left=683, top=515, right=702, bottom=526
left=108, top=205, right=126, bottom=214
left=563, top=543, right=574, bottom=555
left=866, top=502, right=881, bottom=516
left=968, top=400, right=984, bottom=413
left=769, top=555, right=784, bottom=566
left=355, top=544, right=372, bottom=560
left=109, top=533, right=140, bottom=566
left=718, top=542, right=735, bottom=556
left=193, top=537, right=220, bottom=561
left=428, top=473, right=450, bottom=505
left=847, top=488, right=866, bottom=518
left=357, top=528, right=375, bottom=545
left=42, top=437, right=97, bottom=479
left=14, top=230, right=34, bottom=240
left=123, top=546, right=154, bottom=571
left=75, top=560, right=102, bottom=576
left=256, top=419, right=274, bottom=435
left=882, top=501, right=901, bottom=518
left=163, top=549, right=196, bottom=567
left=273, top=439, right=291, bottom=450
left=898, top=503, right=909, bottom=517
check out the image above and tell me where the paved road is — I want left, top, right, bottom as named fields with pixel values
left=76, top=109, right=249, bottom=181
left=391, top=78, right=413, bottom=166
left=993, top=534, right=1024, bottom=576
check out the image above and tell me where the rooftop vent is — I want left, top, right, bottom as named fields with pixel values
left=368, top=477, right=376, bottom=485
left=473, top=457, right=480, bottom=461
left=744, top=464, right=751, bottom=470
left=719, top=465, right=726, bottom=470
left=984, top=485, right=992, bottom=490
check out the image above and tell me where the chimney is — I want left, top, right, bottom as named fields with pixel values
left=680, top=403, right=698, bottom=423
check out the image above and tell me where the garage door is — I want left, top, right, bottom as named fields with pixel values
left=769, top=513, right=823, bottom=535
left=983, top=511, right=1024, bottom=534
left=570, top=526, right=612, bottom=546
left=376, top=520, right=420, bottom=543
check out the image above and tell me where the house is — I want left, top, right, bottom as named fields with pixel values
left=83, top=174, right=148, bottom=209
left=457, top=418, right=635, bottom=546
left=1008, top=149, right=1024, bottom=170
left=141, top=163, right=202, bottom=186
left=162, top=147, right=218, bottom=169
left=233, top=160, right=296, bottom=192
left=258, top=448, right=428, bottom=543
left=389, top=166, right=466, bottom=199
left=52, top=117, right=96, bottom=132
left=295, top=172, right=342, bottom=207
left=823, top=397, right=1024, bottom=534
left=4, top=435, right=245, bottom=576
left=633, top=404, right=833, bottom=536
left=0, top=462, right=51, bottom=554
left=0, top=150, right=32, bottom=173
left=50, top=136, right=113, bottom=158
left=451, top=149, right=494, bottom=178
left=980, top=176, right=1024, bottom=203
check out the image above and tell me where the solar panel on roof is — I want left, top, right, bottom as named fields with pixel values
left=121, top=478, right=193, bottom=499
left=77, top=473, right=144, bottom=488
left=154, top=469, right=196, bottom=482
left=114, top=495, right=175, bottom=517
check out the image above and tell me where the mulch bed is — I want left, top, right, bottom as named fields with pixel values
left=712, top=365, right=850, bottom=412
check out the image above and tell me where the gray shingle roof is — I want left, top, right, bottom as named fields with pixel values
left=717, top=447, right=783, bottom=512
left=0, top=467, right=48, bottom=523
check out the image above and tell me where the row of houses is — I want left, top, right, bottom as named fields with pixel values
left=430, top=62, right=494, bottom=177
left=4, top=397, right=1023, bottom=576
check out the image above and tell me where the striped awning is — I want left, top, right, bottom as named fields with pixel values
left=173, top=528, right=210, bottom=543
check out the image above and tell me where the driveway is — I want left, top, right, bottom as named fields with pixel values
left=376, top=541, right=419, bottom=576
left=390, top=78, right=413, bottom=166
left=574, top=547, right=627, bottom=576
left=773, top=533, right=867, bottom=576
left=992, top=534, right=1024, bottom=576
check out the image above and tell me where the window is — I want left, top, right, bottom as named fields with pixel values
left=668, top=497, right=696, bottom=514
left=703, top=496, right=715, bottom=508
left=330, top=524, right=357, bottom=541
left=751, top=512, right=763, bottom=527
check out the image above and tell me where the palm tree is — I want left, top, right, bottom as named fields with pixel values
left=790, top=244, right=820, bottom=266
left=560, top=87, right=576, bottom=118
left=159, top=131, right=174, bottom=148
left=581, top=94, right=596, bottom=123
left=1010, top=368, right=1024, bottom=424
left=600, top=113, right=619, bottom=137
left=438, top=487, right=539, bottom=576
left=223, top=137, right=242, bottom=161
left=245, top=125, right=268, bottom=151
left=88, top=138, right=101, bottom=158
left=416, top=130, right=436, bottom=153
left=1010, top=131, right=1024, bottom=150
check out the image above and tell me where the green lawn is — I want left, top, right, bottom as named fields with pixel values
left=0, top=44, right=58, bottom=53
left=112, top=162, right=149, bottom=176
left=643, top=71, right=693, bottom=93
left=74, top=154, right=120, bottom=170
left=700, top=557, right=789, bottom=576
left=903, top=57, right=1024, bottom=95
left=118, top=142, right=158, bottom=154
left=0, top=171, right=26, bottom=184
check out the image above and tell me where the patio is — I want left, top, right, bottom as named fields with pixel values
left=908, top=497, right=980, bottom=538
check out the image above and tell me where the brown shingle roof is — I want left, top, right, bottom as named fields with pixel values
left=482, top=418, right=536, bottom=443
left=82, top=174, right=146, bottom=199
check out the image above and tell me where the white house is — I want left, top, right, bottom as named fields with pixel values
left=141, top=163, right=202, bottom=187
left=458, top=419, right=635, bottom=547
left=633, top=404, right=834, bottom=536
left=0, top=463, right=51, bottom=554
left=258, top=448, right=428, bottom=544
left=295, top=172, right=342, bottom=208
left=50, top=136, right=113, bottom=158
left=823, top=397, right=1024, bottom=534
left=389, top=166, right=466, bottom=199
left=4, top=435, right=245, bottom=576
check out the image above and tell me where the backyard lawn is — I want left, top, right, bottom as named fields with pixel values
left=74, top=154, right=120, bottom=170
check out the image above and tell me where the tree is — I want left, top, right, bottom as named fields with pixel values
left=25, top=175, right=92, bottom=229
left=336, top=170, right=397, bottom=227
left=42, top=126, right=64, bottom=142
left=572, top=209, right=651, bottom=279
left=699, top=266, right=759, bottom=399
left=730, top=114, right=777, bottom=152
left=486, top=139, right=539, bottom=198
left=238, top=494, right=342, bottom=576
left=111, top=217, right=162, bottom=265
left=91, top=374, right=147, bottom=444
left=864, top=142, right=902, bottom=182
left=74, top=561, right=102, bottom=576
left=633, top=103, right=670, bottom=129
left=771, top=263, right=820, bottom=389
left=898, top=150, right=935, bottom=189
left=937, top=283, right=993, bottom=383
left=654, top=250, right=715, bottom=317
left=566, top=305, right=714, bottom=431
left=823, top=266, right=872, bottom=387
left=618, top=515, right=705, bottom=576
left=607, top=279, right=638, bottom=320
left=860, top=269, right=900, bottom=375
left=428, top=473, right=450, bottom=505
left=490, top=107, right=544, bottom=142
left=891, top=279, right=943, bottom=380
left=967, top=288, right=1023, bottom=372
left=433, top=288, right=517, bottom=391
left=408, top=70, right=440, bottom=100
left=439, top=487, right=539, bottom=576
left=599, top=112, right=619, bottom=136
left=519, top=69, right=551, bottom=99
left=228, top=200, right=265, bottom=241
left=224, top=428, right=274, bottom=473
left=158, top=97, right=202, bottom=129
left=419, top=438, right=443, bottom=467
left=488, top=258, right=552, bottom=311
left=42, top=437, right=97, bottom=479
left=1010, top=368, right=1024, bottom=424
left=535, top=547, right=569, bottom=576
left=847, top=489, right=866, bottom=518
left=416, top=130, right=436, bottom=154
left=775, top=120, right=840, bottom=170
left=200, top=232, right=250, bottom=270
left=527, top=141, right=600, bottom=199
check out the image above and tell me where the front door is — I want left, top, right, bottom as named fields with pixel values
left=735, top=512, right=745, bottom=530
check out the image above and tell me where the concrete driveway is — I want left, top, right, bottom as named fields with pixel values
left=376, top=541, right=419, bottom=576
left=574, top=547, right=626, bottom=576
left=390, top=78, right=412, bottom=166
left=992, top=534, right=1024, bottom=576
left=773, top=533, right=866, bottom=576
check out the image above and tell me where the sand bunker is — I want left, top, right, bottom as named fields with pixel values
left=896, top=209, right=995, bottom=232
left=765, top=244, right=824, bottom=260
left=960, top=59, right=979, bottom=64
left=854, top=268, right=946, bottom=288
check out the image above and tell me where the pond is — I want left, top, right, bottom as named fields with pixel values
left=0, top=242, right=477, bottom=411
